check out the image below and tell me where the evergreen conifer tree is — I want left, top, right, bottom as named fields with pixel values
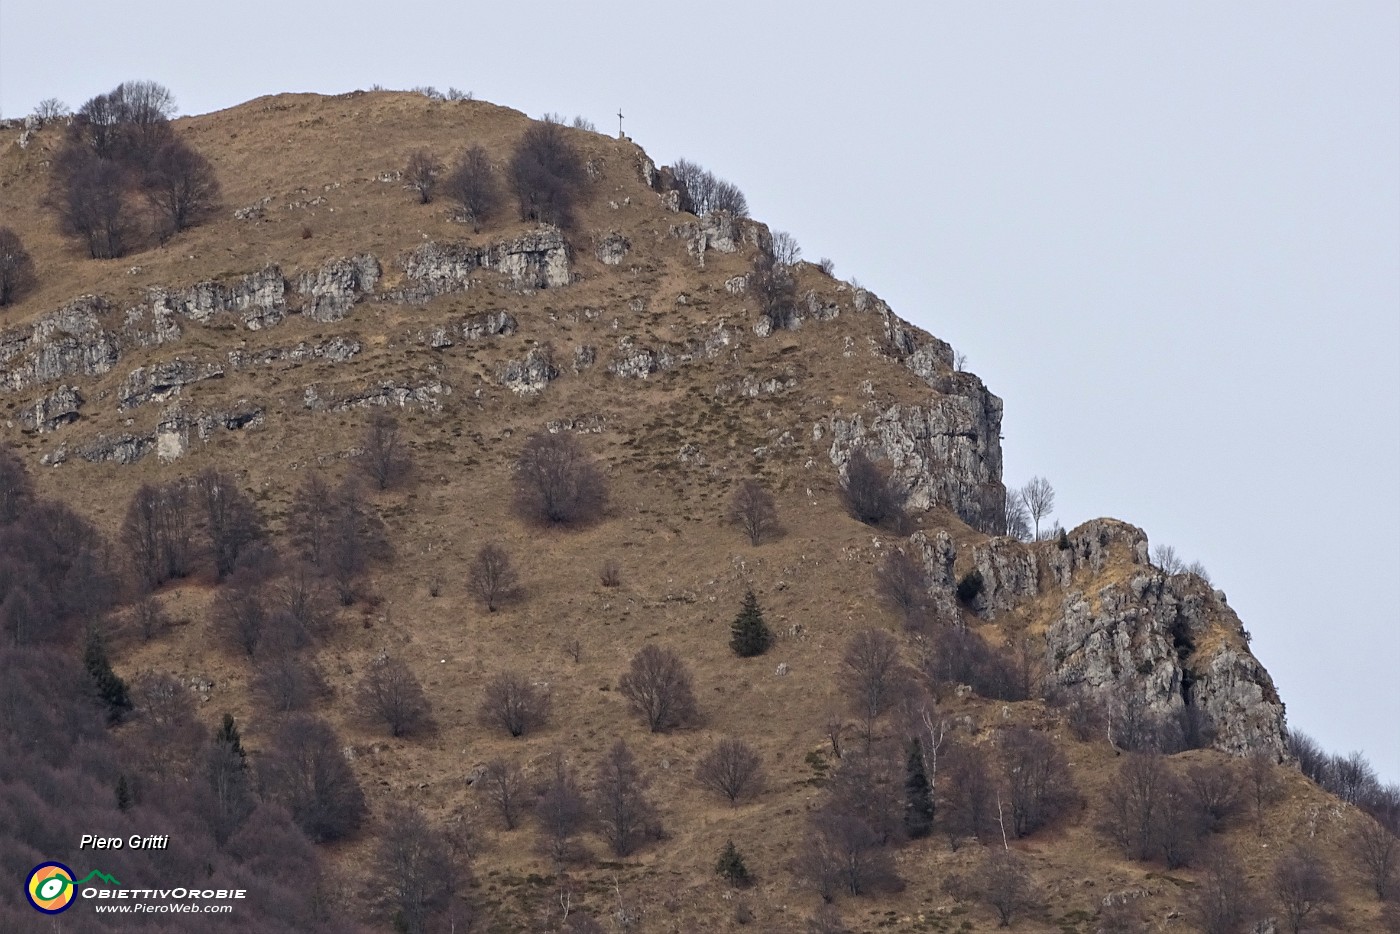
left=216, top=712, right=247, bottom=764
left=729, top=590, right=772, bottom=657
left=715, top=839, right=752, bottom=887
left=904, top=737, right=934, bottom=839
left=84, top=626, right=132, bottom=723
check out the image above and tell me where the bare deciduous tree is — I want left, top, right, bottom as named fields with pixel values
left=728, top=479, right=779, bottom=546
left=1153, top=544, right=1184, bottom=575
left=1019, top=477, right=1055, bottom=541
left=941, top=740, right=993, bottom=848
left=1352, top=817, right=1397, bottom=900
left=977, top=849, right=1039, bottom=928
left=469, top=543, right=519, bottom=612
left=618, top=644, right=696, bottom=732
left=195, top=468, right=265, bottom=581
left=1272, top=846, right=1335, bottom=934
left=999, top=726, right=1076, bottom=839
left=508, top=122, right=586, bottom=228
left=536, top=753, right=589, bottom=863
left=514, top=430, right=609, bottom=526
left=1191, top=845, right=1255, bottom=934
left=444, top=145, right=499, bottom=231
left=358, top=410, right=411, bottom=491
left=259, top=713, right=366, bottom=843
left=1003, top=494, right=1031, bottom=541
left=143, top=137, right=221, bottom=239
left=840, top=629, right=908, bottom=743
left=695, top=738, right=765, bottom=804
left=374, top=803, right=456, bottom=934
left=356, top=654, right=431, bottom=737
left=288, top=472, right=335, bottom=566
left=1186, top=760, right=1242, bottom=834
left=796, top=812, right=901, bottom=901
left=121, top=480, right=196, bottom=591
left=770, top=230, right=802, bottom=266
left=481, top=758, right=527, bottom=829
left=51, top=149, right=134, bottom=258
left=405, top=149, right=443, bottom=204
left=252, top=654, right=324, bottom=713
left=0, top=227, right=36, bottom=306
left=210, top=581, right=269, bottom=657
left=33, top=98, right=69, bottom=122
left=874, top=548, right=931, bottom=630
left=670, top=159, right=749, bottom=217
left=594, top=740, right=657, bottom=856
left=841, top=449, right=906, bottom=529
left=478, top=671, right=550, bottom=737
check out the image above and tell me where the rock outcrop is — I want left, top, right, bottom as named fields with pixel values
left=498, top=347, right=560, bottom=394
left=297, top=254, right=381, bottom=322
left=119, top=359, right=225, bottom=409
left=144, top=266, right=288, bottom=330
left=822, top=394, right=1006, bottom=535
left=19, top=385, right=83, bottom=433
left=399, top=228, right=571, bottom=299
left=0, top=297, right=120, bottom=392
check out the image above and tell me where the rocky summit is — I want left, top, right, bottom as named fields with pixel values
left=0, top=90, right=1390, bottom=933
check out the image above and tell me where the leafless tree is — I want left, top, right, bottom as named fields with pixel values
left=325, top=477, right=391, bottom=604
left=288, top=472, right=336, bottom=566
left=252, top=654, right=324, bottom=713
left=271, top=563, right=334, bottom=639
left=593, top=740, right=657, bottom=856
left=0, top=227, right=36, bottom=306
left=695, top=738, right=765, bottom=804
left=210, top=581, right=270, bottom=657
left=796, top=811, right=902, bottom=901
left=618, top=644, right=696, bottom=732
left=1192, top=845, right=1255, bottom=934
left=1003, top=493, right=1031, bottom=541
left=670, top=159, right=749, bottom=217
left=143, top=137, right=221, bottom=239
left=770, top=229, right=802, bottom=266
left=728, top=479, right=779, bottom=545
left=941, top=740, right=993, bottom=848
left=405, top=149, right=443, bottom=204
left=468, top=543, right=519, bottom=612
left=0, top=443, right=30, bottom=523
left=1246, top=749, right=1280, bottom=832
left=750, top=250, right=799, bottom=330
left=481, top=758, right=527, bottom=829
left=841, top=449, right=906, bottom=529
left=1155, top=771, right=1204, bottom=869
left=976, top=849, right=1039, bottom=927
left=374, top=803, right=456, bottom=934
left=479, top=671, right=550, bottom=737
left=1352, top=817, right=1397, bottom=900
left=130, top=671, right=203, bottom=775
left=1186, top=760, right=1242, bottom=834
left=51, top=149, right=134, bottom=258
left=444, top=145, right=500, bottom=231
left=840, top=628, right=908, bottom=743
left=536, top=752, right=589, bottom=863
left=33, top=97, right=69, bottom=122
left=508, top=122, right=586, bottom=228
left=875, top=547, right=931, bottom=630
left=1153, top=544, right=1184, bottom=575
left=1329, top=750, right=1379, bottom=805
left=1102, top=752, right=1168, bottom=861
left=514, top=430, right=609, bottom=526
left=1272, top=846, right=1335, bottom=934
left=259, top=713, right=366, bottom=842
left=356, top=654, right=431, bottom=737
left=358, top=410, right=411, bottom=491
left=826, top=742, right=906, bottom=846
left=999, top=726, right=1077, bottom=838
left=195, top=468, right=265, bottom=581
left=1019, top=477, right=1055, bottom=541
left=121, top=481, right=195, bottom=591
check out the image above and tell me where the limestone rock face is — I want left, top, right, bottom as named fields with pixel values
left=670, top=212, right=765, bottom=266
left=498, top=347, right=559, bottom=394
left=20, top=385, right=83, bottom=433
left=303, top=381, right=449, bottom=412
left=0, top=297, right=120, bottom=392
left=297, top=254, right=381, bottom=322
left=119, top=359, right=225, bottom=409
left=227, top=338, right=361, bottom=369
left=595, top=232, right=630, bottom=265
left=461, top=311, right=518, bottom=340
left=400, top=228, right=571, bottom=298
left=1041, top=521, right=1286, bottom=758
left=970, top=537, right=1039, bottom=616
left=824, top=394, right=1005, bottom=535
left=145, top=267, right=289, bottom=329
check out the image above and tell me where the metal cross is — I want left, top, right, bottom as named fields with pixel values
left=617, top=108, right=624, bottom=138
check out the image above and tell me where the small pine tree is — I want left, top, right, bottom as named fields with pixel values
left=729, top=590, right=773, bottom=658
left=84, top=627, right=132, bottom=723
left=216, top=712, right=246, bottom=763
left=716, top=839, right=752, bottom=887
left=115, top=775, right=132, bottom=812
left=904, top=738, right=934, bottom=839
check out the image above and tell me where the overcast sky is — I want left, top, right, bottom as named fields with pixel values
left=3, top=1, right=1397, bottom=780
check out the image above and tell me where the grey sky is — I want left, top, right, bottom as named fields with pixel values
left=3, top=2, right=1397, bottom=780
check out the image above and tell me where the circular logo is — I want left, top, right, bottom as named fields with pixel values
left=26, top=862, right=77, bottom=914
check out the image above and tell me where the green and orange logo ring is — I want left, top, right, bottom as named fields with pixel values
left=26, top=862, right=77, bottom=914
